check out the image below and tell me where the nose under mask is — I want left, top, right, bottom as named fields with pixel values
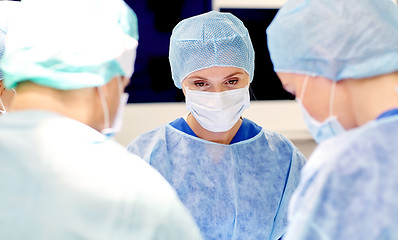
left=296, top=75, right=345, bottom=143
left=184, top=85, right=250, bottom=132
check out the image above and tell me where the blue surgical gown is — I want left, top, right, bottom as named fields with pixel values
left=284, top=114, right=398, bottom=240
left=127, top=118, right=306, bottom=240
left=0, top=110, right=202, bottom=240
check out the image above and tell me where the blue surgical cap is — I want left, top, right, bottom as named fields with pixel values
left=1, top=0, right=139, bottom=90
left=169, top=11, right=255, bottom=89
left=266, top=0, right=398, bottom=81
left=0, top=1, right=19, bottom=81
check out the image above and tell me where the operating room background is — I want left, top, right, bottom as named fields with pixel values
left=124, top=0, right=293, bottom=103
left=114, top=0, right=318, bottom=158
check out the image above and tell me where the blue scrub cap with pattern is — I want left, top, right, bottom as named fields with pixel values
left=1, top=0, right=139, bottom=90
left=169, top=11, right=255, bottom=89
left=266, top=0, right=398, bottom=81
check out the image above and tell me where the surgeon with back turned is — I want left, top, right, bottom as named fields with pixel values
left=128, top=11, right=306, bottom=240
left=0, top=0, right=202, bottom=239
left=266, top=0, right=398, bottom=239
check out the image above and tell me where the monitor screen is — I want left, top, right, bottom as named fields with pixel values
left=220, top=8, right=294, bottom=101
left=124, top=0, right=293, bottom=103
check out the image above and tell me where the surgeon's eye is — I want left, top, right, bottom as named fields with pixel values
left=225, top=79, right=238, bottom=85
left=194, top=81, right=209, bottom=87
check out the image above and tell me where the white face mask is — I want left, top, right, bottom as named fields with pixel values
left=184, top=85, right=250, bottom=132
left=98, top=76, right=128, bottom=137
left=297, top=75, right=345, bottom=143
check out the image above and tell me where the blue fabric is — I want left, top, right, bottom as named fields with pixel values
left=284, top=115, right=398, bottom=240
left=377, top=108, right=398, bottom=120
left=266, top=0, right=398, bottom=81
left=169, top=117, right=262, bottom=144
left=0, top=111, right=202, bottom=240
left=128, top=122, right=305, bottom=240
left=169, top=117, right=197, bottom=138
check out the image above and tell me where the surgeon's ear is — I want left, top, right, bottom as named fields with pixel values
left=180, top=82, right=187, bottom=96
left=0, top=81, right=5, bottom=96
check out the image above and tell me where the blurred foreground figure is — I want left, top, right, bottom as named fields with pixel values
left=267, top=0, right=398, bottom=239
left=0, top=0, right=202, bottom=239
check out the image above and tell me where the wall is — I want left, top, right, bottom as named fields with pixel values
left=114, top=100, right=317, bottom=159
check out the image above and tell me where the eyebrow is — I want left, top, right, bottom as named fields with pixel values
left=187, top=71, right=245, bottom=80
left=187, top=75, right=207, bottom=80
left=224, top=72, right=245, bottom=79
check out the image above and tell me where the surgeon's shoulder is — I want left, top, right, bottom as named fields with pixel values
left=261, top=128, right=290, bottom=143
left=99, top=142, right=203, bottom=239
left=259, top=128, right=307, bottom=171
left=126, top=124, right=167, bottom=157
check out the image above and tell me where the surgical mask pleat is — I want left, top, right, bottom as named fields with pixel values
left=297, top=76, right=345, bottom=143
left=185, top=86, right=250, bottom=132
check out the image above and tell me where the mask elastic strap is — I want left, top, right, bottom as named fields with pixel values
left=0, top=97, right=6, bottom=113
left=97, top=86, right=110, bottom=130
left=329, top=81, right=337, bottom=117
left=300, top=75, right=310, bottom=101
left=98, top=76, right=124, bottom=132
left=117, top=76, right=123, bottom=95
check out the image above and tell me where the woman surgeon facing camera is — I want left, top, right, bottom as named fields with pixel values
left=128, top=11, right=306, bottom=240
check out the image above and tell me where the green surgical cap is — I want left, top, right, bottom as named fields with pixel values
left=1, top=0, right=139, bottom=90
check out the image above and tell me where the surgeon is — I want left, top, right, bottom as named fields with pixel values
left=0, top=0, right=203, bottom=239
left=128, top=11, right=306, bottom=240
left=0, top=1, right=17, bottom=115
left=266, top=0, right=398, bottom=239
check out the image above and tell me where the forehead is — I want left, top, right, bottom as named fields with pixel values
left=184, top=66, right=248, bottom=81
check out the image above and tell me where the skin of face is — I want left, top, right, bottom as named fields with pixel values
left=181, top=66, right=250, bottom=93
left=277, top=72, right=356, bottom=130
left=102, top=76, right=130, bottom=127
left=180, top=66, right=250, bottom=144
left=0, top=80, right=4, bottom=96
left=6, top=75, right=130, bottom=132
